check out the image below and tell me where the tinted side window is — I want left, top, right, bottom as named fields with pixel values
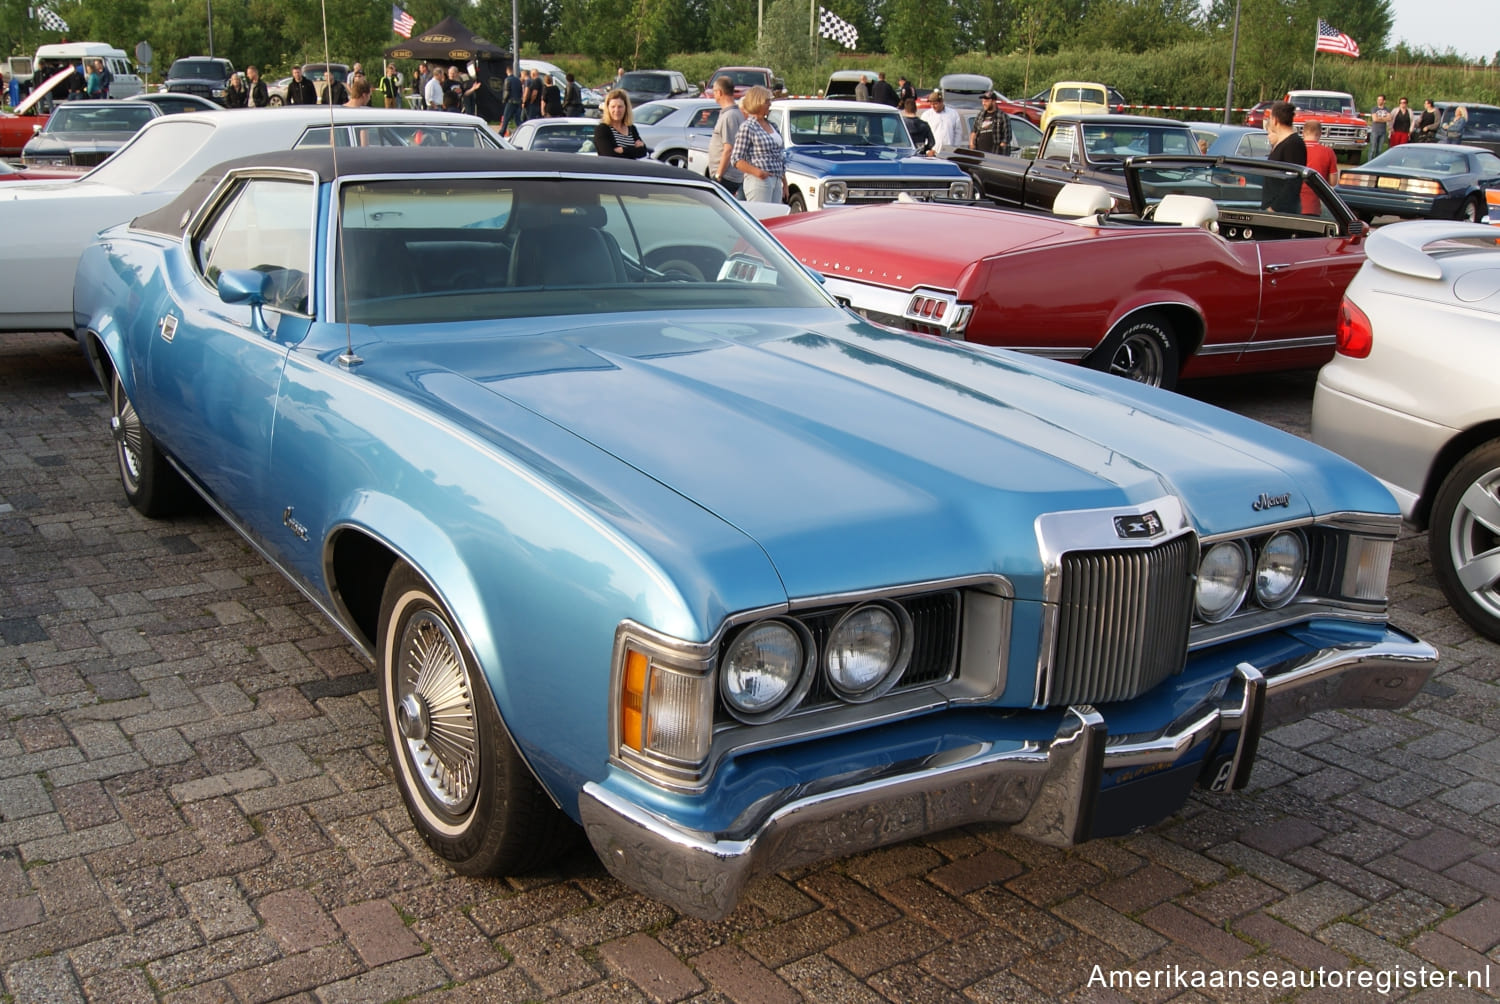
left=196, top=178, right=316, bottom=315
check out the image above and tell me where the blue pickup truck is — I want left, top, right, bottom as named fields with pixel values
left=689, top=98, right=973, bottom=211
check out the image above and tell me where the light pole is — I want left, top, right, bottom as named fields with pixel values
left=207, top=0, right=215, bottom=57
left=1223, top=0, right=1241, bottom=125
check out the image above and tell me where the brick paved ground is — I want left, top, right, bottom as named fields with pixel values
left=1, top=333, right=1496, bottom=1003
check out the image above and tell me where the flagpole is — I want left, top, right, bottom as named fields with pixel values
left=1223, top=0, right=1240, bottom=126
left=1310, top=24, right=1316, bottom=88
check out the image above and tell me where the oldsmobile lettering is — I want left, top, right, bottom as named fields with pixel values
left=1253, top=492, right=1292, bottom=511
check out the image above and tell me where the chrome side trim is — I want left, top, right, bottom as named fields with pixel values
left=1195, top=335, right=1336, bottom=357
left=580, top=627, right=1436, bottom=920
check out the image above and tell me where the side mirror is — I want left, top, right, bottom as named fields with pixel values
left=217, top=268, right=273, bottom=336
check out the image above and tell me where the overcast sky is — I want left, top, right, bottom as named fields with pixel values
left=1383, top=0, right=1494, bottom=60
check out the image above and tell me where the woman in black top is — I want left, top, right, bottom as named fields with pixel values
left=594, top=88, right=647, bottom=158
left=224, top=73, right=249, bottom=108
left=1415, top=99, right=1440, bottom=142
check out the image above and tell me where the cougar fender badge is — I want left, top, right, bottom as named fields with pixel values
left=1114, top=510, right=1164, bottom=539
left=1252, top=492, right=1292, bottom=511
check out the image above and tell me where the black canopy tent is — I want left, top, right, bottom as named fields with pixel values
left=384, top=16, right=509, bottom=121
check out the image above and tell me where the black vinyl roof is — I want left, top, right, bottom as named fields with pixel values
left=132, top=147, right=693, bottom=238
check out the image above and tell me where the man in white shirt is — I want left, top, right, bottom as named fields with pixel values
left=423, top=70, right=445, bottom=112
left=920, top=90, right=966, bottom=156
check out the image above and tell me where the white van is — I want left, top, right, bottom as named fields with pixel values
left=32, top=43, right=143, bottom=98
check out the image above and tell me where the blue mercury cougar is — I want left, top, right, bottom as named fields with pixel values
left=73, top=148, right=1435, bottom=920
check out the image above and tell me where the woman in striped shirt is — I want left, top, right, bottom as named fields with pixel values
left=730, top=86, right=786, bottom=204
left=593, top=89, right=648, bottom=158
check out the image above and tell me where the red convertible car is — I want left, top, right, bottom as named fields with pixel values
left=767, top=156, right=1366, bottom=389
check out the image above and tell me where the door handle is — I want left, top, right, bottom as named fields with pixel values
left=1264, top=263, right=1291, bottom=273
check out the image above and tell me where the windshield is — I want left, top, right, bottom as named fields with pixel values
left=1081, top=124, right=1197, bottom=161
left=45, top=104, right=156, bottom=133
left=83, top=120, right=215, bottom=192
left=519, top=123, right=595, bottom=153
left=717, top=69, right=768, bottom=88
left=1134, top=160, right=1338, bottom=223
left=296, top=124, right=501, bottom=149
left=335, top=177, right=829, bottom=325
left=1054, top=86, right=1107, bottom=104
left=781, top=108, right=913, bottom=150
left=1365, top=146, right=1482, bottom=175
left=633, top=103, right=679, bottom=126
left=169, top=60, right=229, bottom=80
left=620, top=72, right=671, bottom=94
left=1293, top=95, right=1350, bottom=115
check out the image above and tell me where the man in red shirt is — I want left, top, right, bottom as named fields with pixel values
left=1301, top=119, right=1339, bottom=215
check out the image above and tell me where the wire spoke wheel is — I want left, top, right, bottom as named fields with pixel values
left=111, top=371, right=144, bottom=493
left=394, top=609, right=479, bottom=815
left=377, top=565, right=575, bottom=874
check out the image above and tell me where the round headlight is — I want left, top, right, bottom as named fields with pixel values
left=720, top=619, right=811, bottom=723
left=1255, top=530, right=1307, bottom=609
left=823, top=181, right=847, bottom=205
left=1196, top=541, right=1251, bottom=623
left=825, top=603, right=910, bottom=701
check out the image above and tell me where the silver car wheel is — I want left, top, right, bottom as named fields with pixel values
left=1431, top=441, right=1500, bottom=642
left=394, top=608, right=479, bottom=815
left=1446, top=469, right=1500, bottom=620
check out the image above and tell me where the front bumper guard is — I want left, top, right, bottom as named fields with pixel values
left=579, top=628, right=1436, bottom=920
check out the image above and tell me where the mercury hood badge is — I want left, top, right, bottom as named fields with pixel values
left=1253, top=492, right=1292, bottom=511
left=1114, top=511, right=1164, bottom=539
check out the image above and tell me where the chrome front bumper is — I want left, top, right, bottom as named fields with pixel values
left=579, top=628, right=1436, bottom=920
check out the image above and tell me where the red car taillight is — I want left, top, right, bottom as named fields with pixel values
left=1336, top=296, right=1373, bottom=358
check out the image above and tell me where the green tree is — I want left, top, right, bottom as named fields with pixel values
left=1072, top=0, right=1202, bottom=55
left=558, top=0, right=677, bottom=68
left=755, top=0, right=815, bottom=72
left=885, top=0, right=954, bottom=86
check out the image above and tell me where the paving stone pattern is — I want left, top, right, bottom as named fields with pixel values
left=2, top=335, right=1497, bottom=1002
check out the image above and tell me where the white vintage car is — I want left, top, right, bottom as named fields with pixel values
left=0, top=107, right=509, bottom=333
left=1312, top=220, right=1500, bottom=641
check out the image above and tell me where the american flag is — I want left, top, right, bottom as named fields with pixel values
left=1315, top=19, right=1360, bottom=58
left=818, top=7, right=858, bottom=50
left=392, top=4, right=416, bottom=38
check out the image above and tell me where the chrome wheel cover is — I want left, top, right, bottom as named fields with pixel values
left=394, top=609, right=479, bottom=815
left=111, top=374, right=143, bottom=491
left=1447, top=467, right=1500, bottom=623
left=1110, top=330, right=1166, bottom=386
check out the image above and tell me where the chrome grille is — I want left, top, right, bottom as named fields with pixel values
left=1048, top=535, right=1196, bottom=705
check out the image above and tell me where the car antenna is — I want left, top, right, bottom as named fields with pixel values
left=318, top=1, right=361, bottom=369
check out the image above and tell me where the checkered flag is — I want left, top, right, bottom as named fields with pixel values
left=819, top=7, right=858, bottom=50
left=35, top=5, right=70, bottom=32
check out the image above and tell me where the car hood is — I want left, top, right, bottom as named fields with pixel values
left=0, top=178, right=123, bottom=202
left=364, top=312, right=1357, bottom=599
left=768, top=202, right=1080, bottom=290
left=786, top=147, right=952, bottom=175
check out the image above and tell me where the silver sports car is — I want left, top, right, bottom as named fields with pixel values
left=1312, top=219, right=1500, bottom=640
